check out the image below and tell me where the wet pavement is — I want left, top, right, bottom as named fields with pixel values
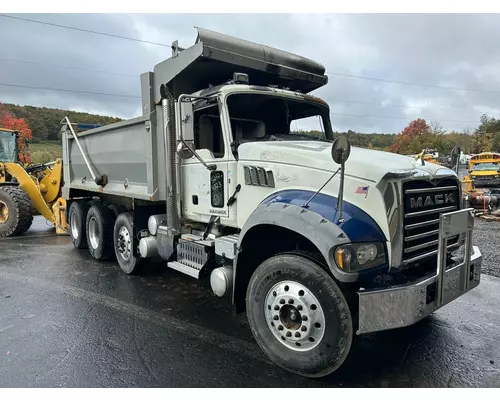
left=0, top=217, right=500, bottom=387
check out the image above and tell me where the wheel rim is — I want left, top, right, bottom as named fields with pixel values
left=265, top=280, right=325, bottom=352
left=117, top=225, right=131, bottom=261
left=0, top=201, right=8, bottom=224
left=88, top=217, right=100, bottom=249
left=70, top=211, right=79, bottom=240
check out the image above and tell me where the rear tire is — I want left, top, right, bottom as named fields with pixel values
left=68, top=201, right=90, bottom=249
left=86, top=202, right=115, bottom=260
left=246, top=254, right=353, bottom=378
left=108, top=204, right=127, bottom=218
left=0, top=186, right=34, bottom=237
left=113, top=212, right=143, bottom=274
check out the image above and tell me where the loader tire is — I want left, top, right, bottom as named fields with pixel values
left=0, top=186, right=34, bottom=237
left=113, top=212, right=143, bottom=275
left=68, top=201, right=90, bottom=249
left=246, top=253, right=353, bottom=378
left=86, top=202, right=116, bottom=261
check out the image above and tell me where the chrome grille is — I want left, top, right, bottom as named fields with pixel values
left=402, top=178, right=460, bottom=264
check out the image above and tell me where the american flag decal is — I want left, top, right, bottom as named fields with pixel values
left=355, top=186, right=369, bottom=198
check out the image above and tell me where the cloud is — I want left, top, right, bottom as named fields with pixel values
left=1, top=13, right=499, bottom=133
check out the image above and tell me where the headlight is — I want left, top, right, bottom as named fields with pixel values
left=334, top=242, right=385, bottom=272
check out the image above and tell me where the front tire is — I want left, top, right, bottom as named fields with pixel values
left=113, top=212, right=143, bottom=274
left=246, top=254, right=353, bottom=378
left=0, top=186, right=34, bottom=237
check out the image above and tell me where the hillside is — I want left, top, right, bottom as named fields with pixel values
left=29, top=142, right=63, bottom=164
left=1, top=103, right=123, bottom=143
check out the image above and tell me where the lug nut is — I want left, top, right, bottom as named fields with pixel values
left=273, top=315, right=279, bottom=320
left=302, top=316, right=308, bottom=321
left=288, top=299, right=294, bottom=305
left=295, top=332, right=301, bottom=338
left=278, top=325, right=283, bottom=331
left=286, top=331, right=292, bottom=337
left=301, top=326, right=307, bottom=332
left=297, top=305, right=303, bottom=311
left=279, top=299, right=285, bottom=304
left=274, top=305, right=280, bottom=311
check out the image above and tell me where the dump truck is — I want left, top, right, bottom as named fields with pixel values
left=61, top=28, right=482, bottom=378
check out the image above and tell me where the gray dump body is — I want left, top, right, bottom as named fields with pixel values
left=62, top=114, right=167, bottom=201
left=61, top=27, right=328, bottom=202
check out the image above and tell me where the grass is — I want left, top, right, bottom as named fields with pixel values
left=29, top=142, right=62, bottom=164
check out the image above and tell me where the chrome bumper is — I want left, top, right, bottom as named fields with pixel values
left=357, top=208, right=482, bottom=335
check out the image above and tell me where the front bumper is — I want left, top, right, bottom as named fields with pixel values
left=357, top=208, right=482, bottom=335
left=472, top=177, right=500, bottom=188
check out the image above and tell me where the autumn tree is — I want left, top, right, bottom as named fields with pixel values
left=0, top=103, right=33, bottom=163
left=389, top=118, right=433, bottom=154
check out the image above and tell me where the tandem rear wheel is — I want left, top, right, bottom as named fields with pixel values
left=246, top=253, right=353, bottom=378
left=113, top=212, right=143, bottom=275
left=67, top=200, right=143, bottom=273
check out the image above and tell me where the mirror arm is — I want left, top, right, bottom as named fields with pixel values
left=302, top=168, right=341, bottom=209
left=177, top=93, right=216, bottom=171
left=337, top=160, right=346, bottom=223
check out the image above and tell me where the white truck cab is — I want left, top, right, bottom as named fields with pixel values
left=62, top=27, right=482, bottom=378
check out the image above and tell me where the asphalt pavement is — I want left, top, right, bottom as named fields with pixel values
left=1, top=217, right=500, bottom=388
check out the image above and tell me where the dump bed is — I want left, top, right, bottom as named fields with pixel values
left=61, top=115, right=167, bottom=201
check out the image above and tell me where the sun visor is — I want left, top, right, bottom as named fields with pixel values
left=152, top=27, right=328, bottom=103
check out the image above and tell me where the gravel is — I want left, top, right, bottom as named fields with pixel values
left=456, top=165, right=500, bottom=278
left=473, top=219, right=500, bottom=278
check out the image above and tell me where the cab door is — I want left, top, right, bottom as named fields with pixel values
left=180, top=104, right=230, bottom=224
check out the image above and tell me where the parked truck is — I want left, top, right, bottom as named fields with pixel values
left=61, top=28, right=482, bottom=378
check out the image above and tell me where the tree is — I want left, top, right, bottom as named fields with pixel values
left=389, top=118, right=432, bottom=154
left=0, top=103, right=32, bottom=163
left=471, top=113, right=499, bottom=154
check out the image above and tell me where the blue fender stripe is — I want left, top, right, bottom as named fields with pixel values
left=260, top=189, right=386, bottom=243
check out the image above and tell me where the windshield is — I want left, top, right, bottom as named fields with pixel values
left=226, top=93, right=333, bottom=146
left=472, top=162, right=499, bottom=171
left=0, top=131, right=17, bottom=162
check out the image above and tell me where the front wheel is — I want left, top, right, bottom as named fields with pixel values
left=246, top=254, right=353, bottom=378
left=0, top=186, right=34, bottom=237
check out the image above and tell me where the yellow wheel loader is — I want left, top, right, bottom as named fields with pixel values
left=0, top=128, right=68, bottom=237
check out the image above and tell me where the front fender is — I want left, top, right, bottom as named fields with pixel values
left=234, top=202, right=354, bottom=286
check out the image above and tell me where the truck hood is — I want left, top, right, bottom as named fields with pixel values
left=238, top=141, right=456, bottom=183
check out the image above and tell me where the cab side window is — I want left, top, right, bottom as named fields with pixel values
left=193, top=105, right=225, bottom=159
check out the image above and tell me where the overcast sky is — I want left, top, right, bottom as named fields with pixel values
left=1, top=13, right=500, bottom=134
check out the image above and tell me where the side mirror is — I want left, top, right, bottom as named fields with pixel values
left=331, top=135, right=351, bottom=223
left=450, top=145, right=461, bottom=174
left=331, top=135, right=351, bottom=164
